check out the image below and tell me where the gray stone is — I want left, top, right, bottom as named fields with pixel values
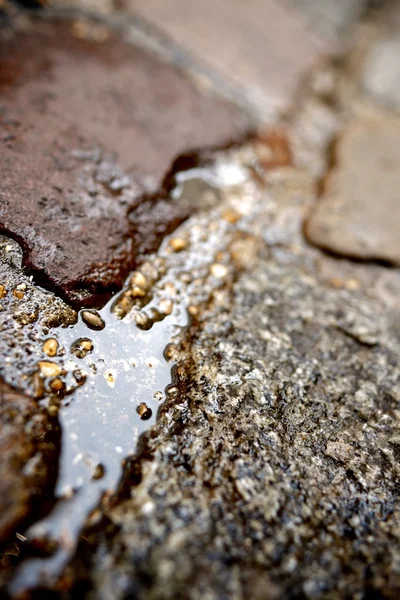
left=305, top=113, right=400, bottom=265
left=124, top=0, right=334, bottom=120
left=59, top=143, right=400, bottom=599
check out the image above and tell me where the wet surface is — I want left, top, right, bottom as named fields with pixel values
left=6, top=164, right=250, bottom=593
left=0, top=16, right=251, bottom=308
left=0, top=2, right=400, bottom=598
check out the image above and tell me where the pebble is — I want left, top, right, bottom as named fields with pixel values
left=38, top=361, right=62, bottom=378
left=91, top=463, right=105, bottom=480
left=210, top=263, right=228, bottom=278
left=81, top=310, right=105, bottom=331
left=0, top=285, right=7, bottom=299
left=130, top=272, right=148, bottom=290
left=49, top=378, right=65, bottom=393
left=169, top=237, right=188, bottom=252
left=158, top=299, right=173, bottom=316
left=131, top=286, right=146, bottom=298
left=73, top=369, right=87, bottom=386
left=48, top=405, right=59, bottom=418
left=42, top=338, right=59, bottom=357
left=71, top=338, right=94, bottom=359
left=137, top=403, right=153, bottom=420
left=222, top=209, right=240, bottom=224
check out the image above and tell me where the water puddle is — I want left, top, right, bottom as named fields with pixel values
left=8, top=161, right=253, bottom=594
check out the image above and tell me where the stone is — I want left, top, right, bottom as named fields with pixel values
left=124, top=0, right=334, bottom=119
left=288, top=0, right=367, bottom=39
left=70, top=210, right=400, bottom=600
left=359, top=3, right=400, bottom=112
left=0, top=378, right=60, bottom=548
left=361, top=34, right=400, bottom=112
left=1, top=4, right=400, bottom=598
left=0, top=235, right=77, bottom=395
left=305, top=114, right=400, bottom=265
left=33, top=136, right=399, bottom=599
left=0, top=17, right=250, bottom=309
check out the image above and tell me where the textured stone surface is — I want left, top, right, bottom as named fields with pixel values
left=1, top=3, right=400, bottom=599
left=67, top=168, right=400, bottom=600
left=0, top=17, right=250, bottom=308
left=305, top=114, right=400, bottom=265
left=0, top=378, right=60, bottom=547
left=0, top=235, right=76, bottom=394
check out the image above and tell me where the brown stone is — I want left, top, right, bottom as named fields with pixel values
left=0, top=378, right=59, bottom=546
left=0, top=18, right=250, bottom=309
left=305, top=114, right=400, bottom=265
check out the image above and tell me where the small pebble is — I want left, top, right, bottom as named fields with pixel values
left=135, top=312, right=150, bottom=329
left=130, top=272, right=148, bottom=290
left=73, top=369, right=87, bottom=386
left=188, top=305, right=199, bottom=317
left=222, top=209, right=240, bottom=224
left=48, top=405, right=59, bottom=418
left=210, top=263, right=228, bottom=278
left=91, top=463, right=105, bottom=480
left=131, top=286, right=146, bottom=298
left=38, top=361, right=62, bottom=378
left=0, top=285, right=7, bottom=299
left=49, top=377, right=65, bottom=393
left=81, top=310, right=105, bottom=330
left=158, top=299, right=173, bottom=316
left=169, top=237, right=187, bottom=252
left=32, top=371, right=45, bottom=399
left=71, top=337, right=94, bottom=359
left=137, top=403, right=152, bottom=420
left=43, top=338, right=59, bottom=357
left=13, top=289, right=24, bottom=300
left=104, top=369, right=117, bottom=388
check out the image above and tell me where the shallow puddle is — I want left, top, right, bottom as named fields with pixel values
left=8, top=162, right=253, bottom=594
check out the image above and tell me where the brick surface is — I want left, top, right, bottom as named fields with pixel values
left=0, top=19, right=250, bottom=308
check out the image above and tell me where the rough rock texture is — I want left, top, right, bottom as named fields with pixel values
left=305, top=113, right=400, bottom=265
left=1, top=3, right=400, bottom=599
left=0, top=17, right=250, bottom=308
left=0, top=235, right=76, bottom=394
left=71, top=227, right=400, bottom=600
left=0, top=377, right=60, bottom=547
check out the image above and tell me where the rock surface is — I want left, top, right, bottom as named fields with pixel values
left=0, top=378, right=60, bottom=547
left=0, top=235, right=76, bottom=394
left=0, top=18, right=250, bottom=308
left=0, top=3, right=400, bottom=599
left=305, top=114, right=400, bottom=265
left=68, top=169, right=400, bottom=600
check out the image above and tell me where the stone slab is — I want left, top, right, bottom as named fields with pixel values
left=306, top=114, right=400, bottom=265
left=124, top=0, right=333, bottom=119
left=0, top=18, right=250, bottom=309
